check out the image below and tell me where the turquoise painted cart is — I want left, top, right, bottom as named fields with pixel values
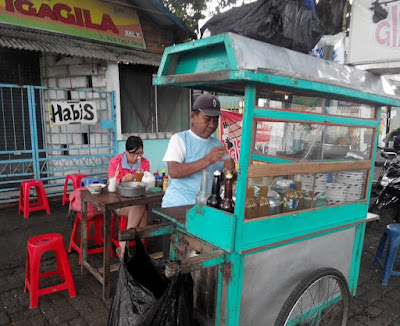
left=148, top=33, right=400, bottom=325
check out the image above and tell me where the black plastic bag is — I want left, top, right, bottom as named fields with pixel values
left=201, top=0, right=324, bottom=54
left=148, top=273, right=193, bottom=326
left=108, top=235, right=193, bottom=326
left=316, top=0, right=346, bottom=35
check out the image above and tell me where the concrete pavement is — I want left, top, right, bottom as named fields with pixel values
left=0, top=199, right=400, bottom=325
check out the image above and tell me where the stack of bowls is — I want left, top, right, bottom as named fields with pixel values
left=334, top=171, right=364, bottom=201
left=301, top=173, right=328, bottom=197
left=325, top=183, right=348, bottom=205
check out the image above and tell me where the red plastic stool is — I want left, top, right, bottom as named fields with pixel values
left=68, top=212, right=111, bottom=263
left=62, top=174, right=87, bottom=206
left=24, top=233, right=76, bottom=308
left=19, top=180, right=51, bottom=218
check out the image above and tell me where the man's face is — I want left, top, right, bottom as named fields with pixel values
left=191, top=111, right=219, bottom=139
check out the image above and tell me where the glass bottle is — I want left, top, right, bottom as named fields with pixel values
left=135, top=156, right=144, bottom=181
left=156, top=175, right=163, bottom=188
left=245, top=178, right=257, bottom=219
left=283, top=183, right=299, bottom=213
left=219, top=171, right=234, bottom=213
left=153, top=169, right=159, bottom=177
left=207, top=170, right=222, bottom=208
left=294, top=174, right=304, bottom=210
left=257, top=177, right=270, bottom=217
left=196, top=169, right=210, bottom=205
left=162, top=169, right=166, bottom=178
left=162, top=176, right=169, bottom=192
left=232, top=181, right=237, bottom=203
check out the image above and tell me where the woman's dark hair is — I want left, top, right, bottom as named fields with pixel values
left=126, top=136, right=143, bottom=152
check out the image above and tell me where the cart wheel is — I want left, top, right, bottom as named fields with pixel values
left=274, top=268, right=350, bottom=326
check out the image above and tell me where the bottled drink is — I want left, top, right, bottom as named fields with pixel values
left=135, top=156, right=144, bottom=181
left=196, top=170, right=210, bottom=205
left=294, top=175, right=304, bottom=210
left=207, top=170, right=222, bottom=208
left=257, top=177, right=270, bottom=217
left=156, top=175, right=163, bottom=188
left=283, top=183, right=299, bottom=213
left=245, top=178, right=257, bottom=219
left=135, top=172, right=144, bottom=182
left=153, top=169, right=159, bottom=177
left=219, top=172, right=234, bottom=213
left=162, top=176, right=169, bottom=192
left=162, top=169, right=166, bottom=178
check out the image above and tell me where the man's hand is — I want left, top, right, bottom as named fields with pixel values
left=205, top=146, right=225, bottom=165
left=168, top=146, right=230, bottom=179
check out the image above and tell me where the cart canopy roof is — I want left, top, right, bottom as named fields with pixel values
left=154, top=33, right=400, bottom=107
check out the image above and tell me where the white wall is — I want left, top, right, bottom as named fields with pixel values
left=41, top=54, right=170, bottom=177
left=40, top=54, right=117, bottom=179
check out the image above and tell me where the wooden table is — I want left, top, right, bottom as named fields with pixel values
left=80, top=188, right=164, bottom=299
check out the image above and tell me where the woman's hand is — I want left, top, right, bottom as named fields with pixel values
left=121, top=173, right=134, bottom=182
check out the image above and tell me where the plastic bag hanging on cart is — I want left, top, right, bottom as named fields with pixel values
left=107, top=234, right=194, bottom=326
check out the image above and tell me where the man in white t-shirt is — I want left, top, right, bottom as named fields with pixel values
left=162, top=93, right=235, bottom=207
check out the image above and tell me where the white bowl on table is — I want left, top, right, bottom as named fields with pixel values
left=86, top=183, right=106, bottom=194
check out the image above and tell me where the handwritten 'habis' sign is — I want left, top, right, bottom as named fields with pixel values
left=50, top=101, right=97, bottom=125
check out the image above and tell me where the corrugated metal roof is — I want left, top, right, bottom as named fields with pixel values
left=0, top=26, right=162, bottom=66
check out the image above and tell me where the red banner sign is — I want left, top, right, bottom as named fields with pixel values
left=220, top=110, right=242, bottom=162
left=0, top=0, right=146, bottom=49
left=220, top=110, right=274, bottom=162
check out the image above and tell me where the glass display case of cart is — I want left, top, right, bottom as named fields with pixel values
left=245, top=92, right=377, bottom=219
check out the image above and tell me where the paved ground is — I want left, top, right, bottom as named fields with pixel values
left=0, top=199, right=116, bottom=326
left=0, top=197, right=400, bottom=325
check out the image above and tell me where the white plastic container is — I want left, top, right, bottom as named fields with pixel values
left=142, top=171, right=156, bottom=191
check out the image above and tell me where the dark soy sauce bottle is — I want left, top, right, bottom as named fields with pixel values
left=207, top=170, right=222, bottom=208
left=219, top=171, right=234, bottom=213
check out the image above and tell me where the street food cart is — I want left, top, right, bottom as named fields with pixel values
left=147, top=33, right=400, bottom=325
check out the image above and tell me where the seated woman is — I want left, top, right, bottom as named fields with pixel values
left=108, top=136, right=150, bottom=257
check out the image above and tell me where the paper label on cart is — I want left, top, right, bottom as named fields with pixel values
left=284, top=199, right=298, bottom=209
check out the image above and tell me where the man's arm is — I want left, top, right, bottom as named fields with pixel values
left=167, top=146, right=226, bottom=178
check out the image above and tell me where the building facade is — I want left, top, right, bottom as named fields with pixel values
left=0, top=0, right=194, bottom=201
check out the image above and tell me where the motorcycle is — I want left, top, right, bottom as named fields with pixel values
left=371, top=147, right=398, bottom=195
left=369, top=147, right=400, bottom=222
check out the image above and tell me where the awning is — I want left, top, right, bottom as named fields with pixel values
left=0, top=25, right=162, bottom=66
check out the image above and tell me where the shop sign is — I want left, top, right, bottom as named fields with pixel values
left=348, top=0, right=400, bottom=64
left=220, top=110, right=242, bottom=162
left=50, top=101, right=97, bottom=126
left=0, top=0, right=146, bottom=49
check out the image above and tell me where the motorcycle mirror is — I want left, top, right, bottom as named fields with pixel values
left=382, top=152, right=397, bottom=160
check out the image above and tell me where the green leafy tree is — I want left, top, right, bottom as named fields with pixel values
left=162, top=0, right=239, bottom=32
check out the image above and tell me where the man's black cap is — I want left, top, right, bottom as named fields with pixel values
left=192, top=94, right=224, bottom=117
